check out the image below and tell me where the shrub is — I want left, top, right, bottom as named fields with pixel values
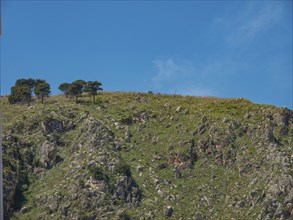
left=114, top=160, right=131, bottom=176
left=88, top=166, right=109, bottom=182
left=79, top=179, right=85, bottom=188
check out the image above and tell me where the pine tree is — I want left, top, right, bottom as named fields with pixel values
left=84, top=81, right=103, bottom=103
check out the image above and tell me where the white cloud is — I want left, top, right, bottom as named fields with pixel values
left=226, top=3, right=282, bottom=45
left=151, top=58, right=218, bottom=97
left=152, top=59, right=192, bottom=85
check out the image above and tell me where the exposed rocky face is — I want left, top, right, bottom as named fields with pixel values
left=3, top=109, right=141, bottom=219
left=2, top=94, right=293, bottom=219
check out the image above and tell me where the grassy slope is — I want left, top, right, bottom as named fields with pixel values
left=2, top=92, right=291, bottom=219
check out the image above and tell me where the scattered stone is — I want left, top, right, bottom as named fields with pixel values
left=120, top=117, right=133, bottom=125
left=174, top=166, right=182, bottom=179
left=136, top=165, right=144, bottom=173
left=165, top=206, right=174, bottom=217
left=164, top=103, right=171, bottom=110
left=284, top=188, right=293, bottom=204
left=137, top=123, right=146, bottom=132
left=148, top=211, right=155, bottom=220
left=168, top=145, right=174, bottom=151
left=20, top=206, right=32, bottom=214
left=151, top=136, right=158, bottom=144
left=165, top=123, right=171, bottom=128
left=176, top=106, right=182, bottom=113
left=157, top=189, right=164, bottom=197
left=114, top=209, right=129, bottom=220
left=125, top=127, right=131, bottom=143
left=157, top=163, right=168, bottom=170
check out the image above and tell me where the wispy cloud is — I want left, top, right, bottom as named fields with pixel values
left=151, top=58, right=218, bottom=97
left=222, top=3, right=283, bottom=45
left=152, top=59, right=193, bottom=85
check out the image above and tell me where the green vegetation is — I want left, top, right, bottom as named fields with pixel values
left=68, top=80, right=86, bottom=103
left=114, top=160, right=131, bottom=177
left=84, top=80, right=103, bottom=103
left=9, top=78, right=103, bottom=105
left=8, top=78, right=50, bottom=105
left=34, top=80, right=50, bottom=103
left=58, top=80, right=103, bottom=103
left=58, top=82, right=70, bottom=98
left=2, top=91, right=292, bottom=220
left=8, top=84, right=32, bottom=106
left=88, top=166, right=109, bottom=182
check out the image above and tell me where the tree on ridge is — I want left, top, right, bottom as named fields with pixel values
left=68, top=80, right=86, bottom=103
left=58, top=83, right=71, bottom=98
left=35, top=81, right=51, bottom=104
left=84, top=80, right=103, bottom=103
left=8, top=78, right=51, bottom=106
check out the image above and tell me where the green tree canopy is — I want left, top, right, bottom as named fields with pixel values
left=58, top=82, right=71, bottom=98
left=34, top=82, right=51, bottom=103
left=8, top=78, right=50, bottom=106
left=15, top=78, right=35, bottom=92
left=34, top=79, right=47, bottom=100
left=8, top=84, right=32, bottom=106
left=68, top=80, right=86, bottom=103
left=84, top=81, right=103, bottom=103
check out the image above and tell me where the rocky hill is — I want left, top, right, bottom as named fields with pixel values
left=1, top=92, right=293, bottom=220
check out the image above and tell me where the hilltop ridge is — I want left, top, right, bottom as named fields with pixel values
left=2, top=92, right=293, bottom=219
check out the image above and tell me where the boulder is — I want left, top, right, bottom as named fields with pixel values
left=165, top=206, right=174, bottom=217
left=157, top=163, right=168, bottom=170
left=37, top=141, right=57, bottom=168
left=41, top=118, right=64, bottom=134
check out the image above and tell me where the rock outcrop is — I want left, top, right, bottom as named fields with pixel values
left=2, top=94, right=292, bottom=219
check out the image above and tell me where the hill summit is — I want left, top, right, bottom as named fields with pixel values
left=2, top=92, right=293, bottom=219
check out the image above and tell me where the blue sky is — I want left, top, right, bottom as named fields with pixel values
left=1, top=1, right=292, bottom=108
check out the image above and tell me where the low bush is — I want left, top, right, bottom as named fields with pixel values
left=88, top=166, right=109, bottom=182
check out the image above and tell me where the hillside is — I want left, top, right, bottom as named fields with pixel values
left=1, top=92, right=293, bottom=220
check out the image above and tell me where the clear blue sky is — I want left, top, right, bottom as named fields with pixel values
left=1, top=1, right=292, bottom=108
